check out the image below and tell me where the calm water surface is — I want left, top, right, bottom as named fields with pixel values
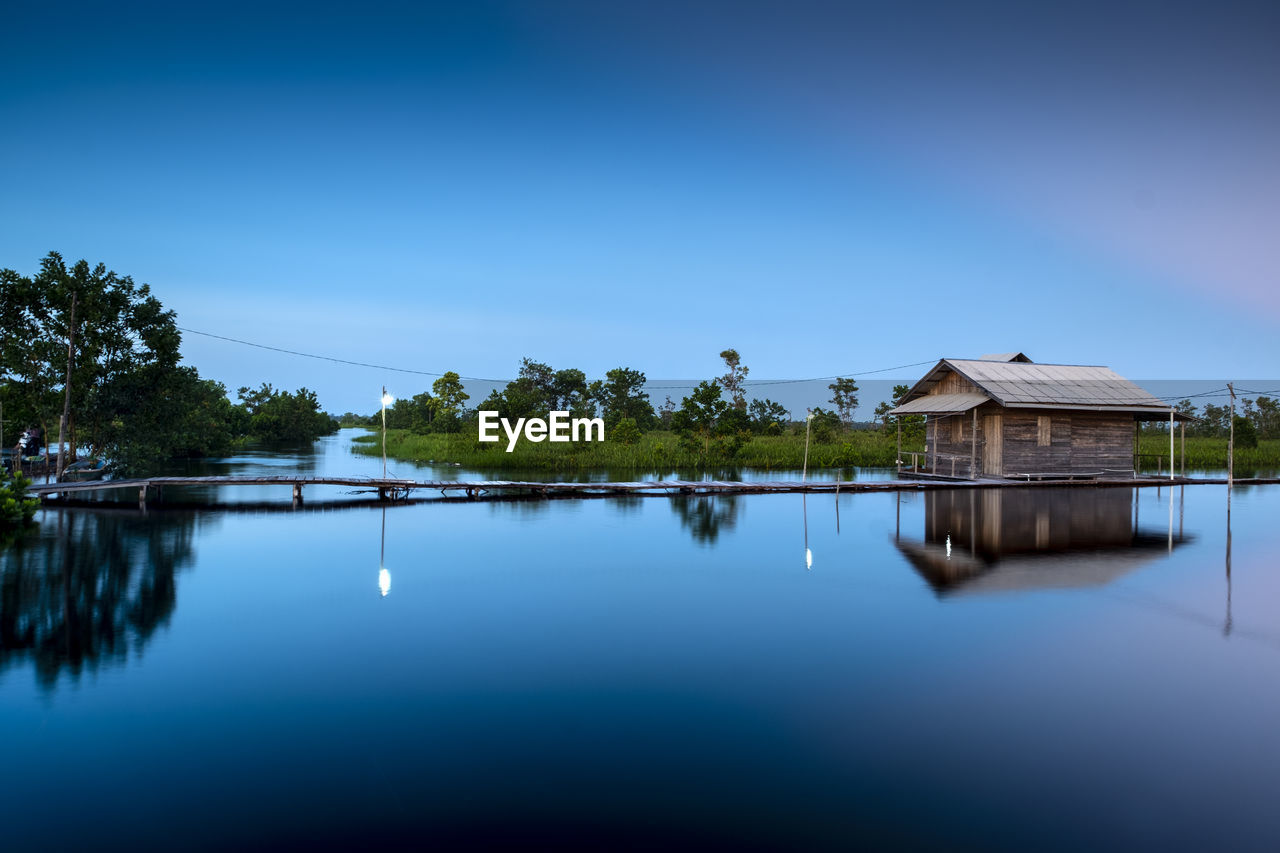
left=2, top=432, right=1279, bottom=850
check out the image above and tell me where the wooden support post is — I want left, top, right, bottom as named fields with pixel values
left=930, top=418, right=936, bottom=475
left=1180, top=422, right=1186, bottom=476
left=1169, top=409, right=1175, bottom=481
left=292, top=483, right=303, bottom=503
left=138, top=485, right=147, bottom=507
left=896, top=417, right=902, bottom=474
left=970, top=408, right=977, bottom=479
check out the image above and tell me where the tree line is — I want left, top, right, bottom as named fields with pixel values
left=1, top=252, right=337, bottom=474
left=1161, top=396, right=1279, bottom=448
left=358, top=348, right=896, bottom=460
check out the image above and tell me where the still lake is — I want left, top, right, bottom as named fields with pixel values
left=3, top=430, right=1279, bottom=850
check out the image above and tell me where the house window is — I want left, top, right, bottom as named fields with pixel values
left=1038, top=415, right=1051, bottom=446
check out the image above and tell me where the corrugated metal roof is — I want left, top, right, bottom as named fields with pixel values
left=944, top=359, right=1168, bottom=408
left=888, top=392, right=989, bottom=415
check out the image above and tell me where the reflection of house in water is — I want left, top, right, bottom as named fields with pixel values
left=896, top=487, right=1192, bottom=597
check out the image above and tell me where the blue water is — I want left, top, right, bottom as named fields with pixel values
left=2, top=434, right=1279, bottom=850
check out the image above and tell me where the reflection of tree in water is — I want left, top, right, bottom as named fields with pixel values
left=0, top=510, right=204, bottom=689
left=671, top=495, right=742, bottom=545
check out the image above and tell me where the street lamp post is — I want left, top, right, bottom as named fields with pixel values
left=380, top=386, right=395, bottom=480
left=802, top=409, right=814, bottom=482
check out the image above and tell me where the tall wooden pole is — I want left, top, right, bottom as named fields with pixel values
left=1227, top=383, right=1236, bottom=489
left=56, top=293, right=76, bottom=481
left=381, top=385, right=389, bottom=480
left=1169, top=409, right=1174, bottom=481
left=802, top=410, right=812, bottom=482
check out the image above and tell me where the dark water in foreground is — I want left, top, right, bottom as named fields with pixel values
left=3, top=434, right=1280, bottom=850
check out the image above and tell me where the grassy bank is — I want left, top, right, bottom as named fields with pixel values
left=355, top=429, right=1280, bottom=474
left=1137, top=434, right=1280, bottom=472
left=353, top=429, right=907, bottom=471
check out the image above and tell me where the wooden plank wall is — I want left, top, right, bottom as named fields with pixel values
left=999, top=411, right=1133, bottom=476
left=927, top=408, right=1136, bottom=478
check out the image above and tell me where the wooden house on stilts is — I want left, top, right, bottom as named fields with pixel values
left=888, top=353, right=1192, bottom=480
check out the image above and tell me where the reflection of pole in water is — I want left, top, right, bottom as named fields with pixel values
left=1168, top=484, right=1174, bottom=553
left=1224, top=485, right=1232, bottom=637
left=379, top=505, right=391, bottom=597
left=803, top=493, right=812, bottom=571
left=834, top=483, right=840, bottom=535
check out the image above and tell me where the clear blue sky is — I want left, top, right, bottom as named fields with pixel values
left=2, top=1, right=1276, bottom=414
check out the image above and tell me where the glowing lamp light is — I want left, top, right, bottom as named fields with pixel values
left=381, top=392, right=395, bottom=408
left=805, top=547, right=813, bottom=571
left=379, top=567, right=391, bottom=597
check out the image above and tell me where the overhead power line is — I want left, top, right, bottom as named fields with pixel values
left=178, top=325, right=936, bottom=387
left=178, top=326, right=508, bottom=383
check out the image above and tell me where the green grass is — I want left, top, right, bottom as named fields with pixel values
left=1137, top=434, right=1280, bottom=473
left=352, top=428, right=910, bottom=471
left=354, top=428, right=1280, bottom=474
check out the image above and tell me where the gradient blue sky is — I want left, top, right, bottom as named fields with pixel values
left=2, top=1, right=1276, bottom=413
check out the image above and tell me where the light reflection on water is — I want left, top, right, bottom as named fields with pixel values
left=2, top=439, right=1280, bottom=849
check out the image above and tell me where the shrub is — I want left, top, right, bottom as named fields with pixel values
left=1, top=470, right=39, bottom=527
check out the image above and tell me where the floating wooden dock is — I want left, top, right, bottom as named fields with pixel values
left=25, top=473, right=1280, bottom=508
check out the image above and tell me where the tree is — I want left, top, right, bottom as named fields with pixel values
left=105, top=368, right=241, bottom=472
left=657, top=396, right=676, bottom=429
left=718, top=349, right=749, bottom=410
left=237, top=384, right=337, bottom=444
left=1233, top=415, right=1258, bottom=449
left=36, top=252, right=182, bottom=459
left=591, top=367, right=655, bottom=430
left=828, top=377, right=859, bottom=426
left=609, top=417, right=642, bottom=445
left=1197, top=403, right=1229, bottom=437
left=431, top=372, right=469, bottom=431
left=551, top=368, right=591, bottom=415
left=1252, top=396, right=1279, bottom=440
left=807, top=407, right=842, bottom=443
left=873, top=384, right=912, bottom=426
left=748, top=398, right=789, bottom=434
left=874, top=384, right=923, bottom=445
left=1, top=252, right=236, bottom=473
left=672, top=380, right=729, bottom=454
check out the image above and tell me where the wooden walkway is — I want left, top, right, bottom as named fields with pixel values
left=26, top=473, right=1280, bottom=507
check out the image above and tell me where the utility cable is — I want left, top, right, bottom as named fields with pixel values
left=179, top=325, right=935, bottom=388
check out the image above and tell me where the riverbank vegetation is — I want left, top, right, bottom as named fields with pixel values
left=1, top=252, right=337, bottom=475
left=351, top=349, right=919, bottom=470
left=353, top=427, right=905, bottom=471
